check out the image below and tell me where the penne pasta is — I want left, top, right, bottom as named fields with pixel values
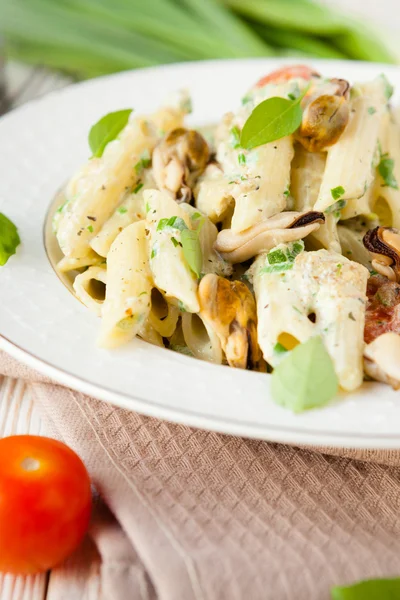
left=73, top=266, right=107, bottom=317
left=98, top=220, right=153, bottom=348
left=315, top=76, right=388, bottom=213
left=90, top=170, right=155, bottom=257
left=145, top=189, right=200, bottom=313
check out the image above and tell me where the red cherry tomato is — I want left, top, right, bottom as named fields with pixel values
left=0, top=435, right=92, bottom=575
left=254, top=64, right=320, bottom=89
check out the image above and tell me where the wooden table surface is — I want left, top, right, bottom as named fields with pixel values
left=0, top=64, right=102, bottom=600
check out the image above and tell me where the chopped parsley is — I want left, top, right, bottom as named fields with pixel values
left=87, top=225, right=94, bottom=233
left=325, top=199, right=346, bottom=220
left=283, top=186, right=290, bottom=198
left=238, top=152, right=246, bottom=165
left=178, top=300, right=187, bottom=312
left=379, top=73, right=394, bottom=100
left=171, top=236, right=181, bottom=247
left=134, top=149, right=151, bottom=174
left=150, top=244, right=159, bottom=259
left=378, top=154, right=399, bottom=189
left=330, top=186, right=345, bottom=201
left=118, top=206, right=128, bottom=214
left=133, top=182, right=144, bottom=194
left=241, top=94, right=252, bottom=106
left=157, top=216, right=187, bottom=232
left=230, top=125, right=241, bottom=149
left=368, top=106, right=377, bottom=115
left=273, top=342, right=288, bottom=354
left=260, top=240, right=304, bottom=274
left=145, top=201, right=151, bottom=213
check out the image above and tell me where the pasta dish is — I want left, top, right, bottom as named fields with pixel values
left=51, top=64, right=400, bottom=411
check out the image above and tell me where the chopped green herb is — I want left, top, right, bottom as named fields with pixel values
left=157, top=216, right=188, bottom=232
left=230, top=125, right=241, bottom=149
left=133, top=182, right=144, bottom=194
left=267, top=248, right=287, bottom=265
left=270, top=336, right=338, bottom=412
left=238, top=152, right=246, bottom=165
left=138, top=291, right=147, bottom=296
left=178, top=301, right=187, bottom=312
left=283, top=186, right=290, bottom=197
left=260, top=240, right=304, bottom=274
left=118, top=206, right=128, bottom=214
left=325, top=199, right=346, bottom=218
left=241, top=94, right=252, bottom=106
left=273, top=342, right=288, bottom=355
left=171, top=236, right=181, bottom=247
left=145, top=201, right=151, bottom=213
left=379, top=73, right=394, bottom=100
left=330, top=186, right=345, bottom=201
left=150, top=245, right=158, bottom=259
left=336, top=263, right=342, bottom=274
left=368, top=106, right=377, bottom=115
left=331, top=576, right=400, bottom=599
left=287, top=93, right=296, bottom=101
left=181, top=228, right=202, bottom=278
left=378, top=155, right=399, bottom=189
left=134, top=149, right=151, bottom=174
left=0, top=213, right=20, bottom=266
left=87, top=225, right=94, bottom=233
left=89, top=109, right=133, bottom=158
left=240, top=83, right=310, bottom=150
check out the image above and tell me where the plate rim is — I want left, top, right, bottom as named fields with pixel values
left=2, top=57, right=400, bottom=449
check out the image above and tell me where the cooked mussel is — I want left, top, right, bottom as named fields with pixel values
left=363, top=226, right=400, bottom=282
left=214, top=211, right=325, bottom=263
left=152, top=128, right=209, bottom=202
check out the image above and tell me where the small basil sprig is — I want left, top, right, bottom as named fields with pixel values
left=331, top=577, right=400, bottom=599
left=270, top=336, right=338, bottom=412
left=240, top=84, right=310, bottom=150
left=0, top=213, right=20, bottom=266
left=89, top=109, right=133, bottom=158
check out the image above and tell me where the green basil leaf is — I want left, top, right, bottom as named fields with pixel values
left=240, top=85, right=310, bottom=150
left=89, top=109, right=133, bottom=158
left=378, top=156, right=399, bottom=189
left=240, top=97, right=302, bottom=150
left=331, top=577, right=400, bottom=599
left=0, top=213, right=20, bottom=266
left=181, top=229, right=202, bottom=278
left=270, top=336, right=338, bottom=412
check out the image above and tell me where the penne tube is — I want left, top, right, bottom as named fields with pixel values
left=145, top=189, right=199, bottom=313
left=98, top=220, right=152, bottom=348
left=252, top=247, right=369, bottom=391
left=73, top=266, right=107, bottom=317
left=315, top=77, right=387, bottom=213
left=90, top=170, right=154, bottom=257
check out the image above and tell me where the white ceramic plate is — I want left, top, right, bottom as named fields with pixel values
left=1, top=58, right=400, bottom=449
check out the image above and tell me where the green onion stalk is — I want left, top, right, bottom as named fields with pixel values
left=0, top=0, right=395, bottom=80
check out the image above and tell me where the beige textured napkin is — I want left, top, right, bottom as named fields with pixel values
left=2, top=350, right=400, bottom=600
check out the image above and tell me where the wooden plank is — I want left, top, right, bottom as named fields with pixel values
left=0, top=376, right=49, bottom=600
left=46, top=538, right=101, bottom=600
left=0, top=574, right=48, bottom=600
